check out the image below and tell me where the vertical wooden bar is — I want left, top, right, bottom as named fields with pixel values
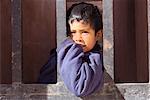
left=114, top=0, right=137, bottom=82
left=0, top=0, right=12, bottom=84
left=135, top=0, right=148, bottom=82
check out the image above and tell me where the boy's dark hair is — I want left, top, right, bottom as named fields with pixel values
left=66, top=2, right=103, bottom=36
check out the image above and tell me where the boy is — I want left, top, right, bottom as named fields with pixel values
left=57, top=2, right=104, bottom=97
left=38, top=2, right=104, bottom=97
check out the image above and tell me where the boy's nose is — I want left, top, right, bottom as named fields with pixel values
left=75, top=33, right=82, bottom=42
left=75, top=39, right=82, bottom=42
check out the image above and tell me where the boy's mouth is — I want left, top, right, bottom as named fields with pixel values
left=81, top=44, right=86, bottom=47
left=79, top=44, right=86, bottom=48
left=77, top=43, right=86, bottom=47
left=74, top=41, right=86, bottom=47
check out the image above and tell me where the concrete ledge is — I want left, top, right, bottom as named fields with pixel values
left=116, top=83, right=150, bottom=100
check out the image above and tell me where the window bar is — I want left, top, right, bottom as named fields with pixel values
left=11, top=0, right=22, bottom=83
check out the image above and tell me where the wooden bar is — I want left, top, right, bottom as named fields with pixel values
left=0, top=0, right=12, bottom=84
left=114, top=0, right=137, bottom=82
left=135, top=0, right=148, bottom=82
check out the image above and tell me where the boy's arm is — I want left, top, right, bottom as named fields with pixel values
left=57, top=38, right=103, bottom=97
left=37, top=49, right=57, bottom=84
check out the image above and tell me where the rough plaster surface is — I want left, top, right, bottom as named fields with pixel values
left=0, top=72, right=124, bottom=100
left=103, top=0, right=114, bottom=80
left=117, top=84, right=150, bottom=100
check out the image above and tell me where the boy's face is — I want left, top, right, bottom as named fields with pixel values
left=69, top=20, right=101, bottom=52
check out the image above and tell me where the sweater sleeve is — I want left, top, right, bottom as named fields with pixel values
left=37, top=49, right=57, bottom=84
left=57, top=38, right=104, bottom=97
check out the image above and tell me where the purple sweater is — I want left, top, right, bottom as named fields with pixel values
left=57, top=38, right=104, bottom=97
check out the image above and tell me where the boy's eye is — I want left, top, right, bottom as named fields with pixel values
left=71, top=32, right=75, bottom=34
left=82, top=31, right=89, bottom=36
left=70, top=32, right=76, bottom=35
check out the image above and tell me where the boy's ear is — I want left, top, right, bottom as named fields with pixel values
left=96, top=30, right=103, bottom=41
